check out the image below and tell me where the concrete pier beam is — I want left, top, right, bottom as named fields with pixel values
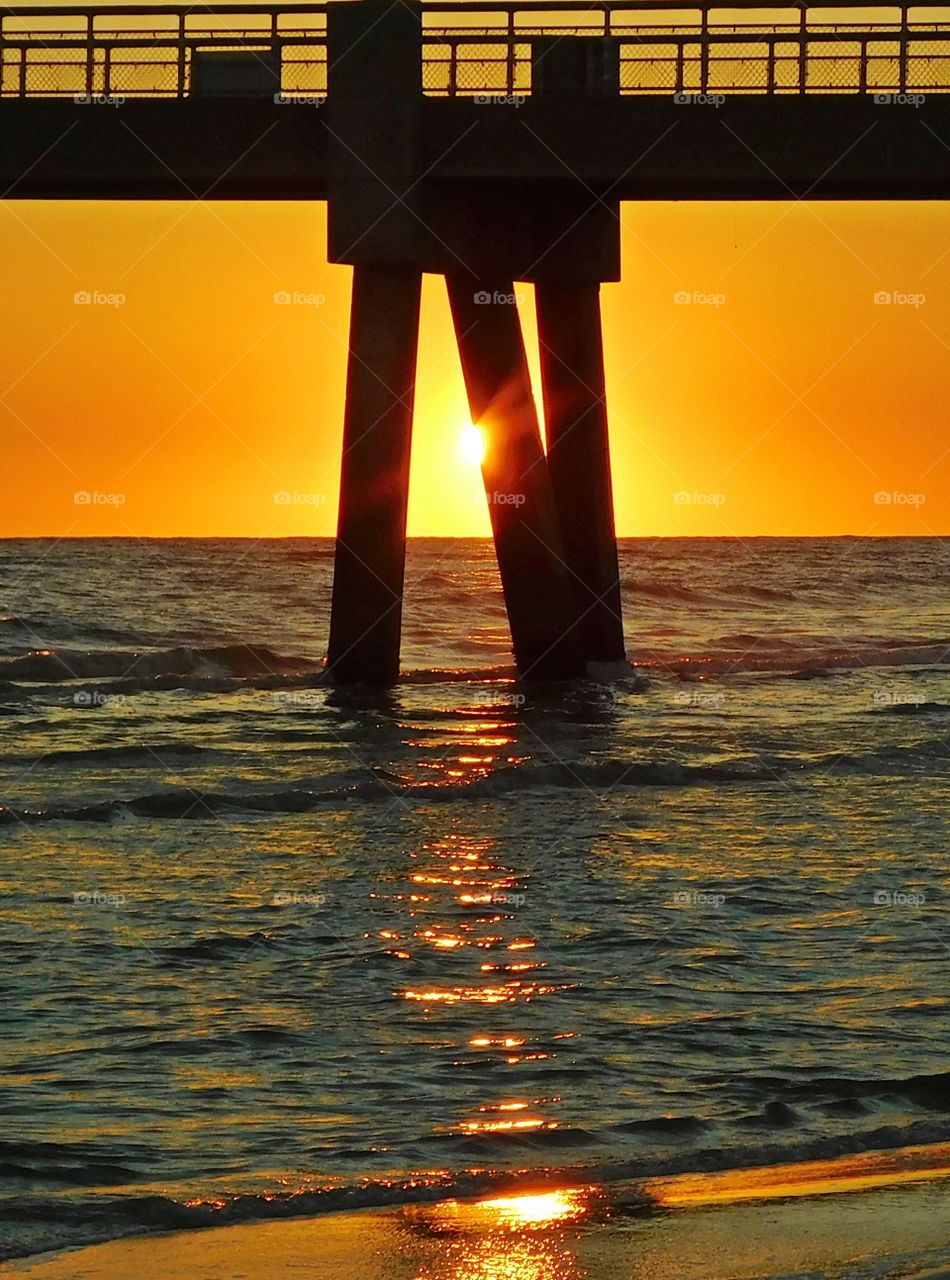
left=536, top=280, right=627, bottom=668
left=446, top=276, right=585, bottom=681
left=326, top=265, right=422, bottom=685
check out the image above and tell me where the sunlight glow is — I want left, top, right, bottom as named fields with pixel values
left=459, top=423, right=486, bottom=465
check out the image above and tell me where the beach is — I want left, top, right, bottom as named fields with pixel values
left=5, top=1147, right=950, bottom=1280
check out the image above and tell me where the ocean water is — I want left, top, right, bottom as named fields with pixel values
left=1, top=536, right=948, bottom=1262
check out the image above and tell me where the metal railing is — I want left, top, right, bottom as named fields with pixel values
left=0, top=5, right=328, bottom=98
left=2, top=2, right=950, bottom=99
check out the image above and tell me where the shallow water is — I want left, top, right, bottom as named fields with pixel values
left=1, top=536, right=948, bottom=1260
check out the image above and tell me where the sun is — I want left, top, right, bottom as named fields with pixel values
left=459, top=423, right=485, bottom=465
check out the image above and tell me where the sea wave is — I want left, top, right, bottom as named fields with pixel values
left=0, top=631, right=948, bottom=699
left=0, top=615, right=155, bottom=647
left=0, top=757, right=783, bottom=824
left=7, top=736, right=950, bottom=823
left=2, top=1130, right=950, bottom=1263
left=0, top=645, right=320, bottom=683
left=640, top=637, right=950, bottom=676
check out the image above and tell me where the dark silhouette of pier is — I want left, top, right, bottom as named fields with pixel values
left=4, top=0, right=950, bottom=682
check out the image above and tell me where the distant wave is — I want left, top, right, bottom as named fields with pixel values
left=0, top=614, right=159, bottom=648
left=641, top=636, right=950, bottom=676
left=4, top=729, right=950, bottom=824
left=0, top=636, right=947, bottom=697
left=769, top=1068, right=950, bottom=1110
left=23, top=743, right=225, bottom=767
left=870, top=701, right=950, bottom=716
left=0, top=644, right=321, bottom=683
left=0, top=757, right=783, bottom=824
left=2, top=743, right=944, bottom=822
left=627, top=579, right=709, bottom=603
left=0, top=1139, right=140, bottom=1187
left=626, top=579, right=799, bottom=605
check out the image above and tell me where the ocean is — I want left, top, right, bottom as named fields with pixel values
left=1, top=536, right=948, bottom=1263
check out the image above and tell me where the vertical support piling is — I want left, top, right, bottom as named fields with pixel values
left=326, top=264, right=422, bottom=685
left=445, top=275, right=584, bottom=681
left=536, top=280, right=626, bottom=667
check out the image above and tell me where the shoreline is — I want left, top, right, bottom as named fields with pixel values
left=5, top=1142, right=950, bottom=1280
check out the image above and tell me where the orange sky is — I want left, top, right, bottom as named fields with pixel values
left=1, top=197, right=947, bottom=537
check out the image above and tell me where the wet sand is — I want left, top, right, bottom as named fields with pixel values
left=5, top=1146, right=950, bottom=1280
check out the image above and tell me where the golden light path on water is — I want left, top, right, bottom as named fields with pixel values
left=373, top=820, right=582, bottom=1139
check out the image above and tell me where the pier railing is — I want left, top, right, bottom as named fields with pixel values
left=3, top=2, right=950, bottom=99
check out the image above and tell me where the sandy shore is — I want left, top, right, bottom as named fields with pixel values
left=5, top=1147, right=950, bottom=1280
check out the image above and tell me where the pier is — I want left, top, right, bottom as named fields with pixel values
left=4, top=0, right=950, bottom=680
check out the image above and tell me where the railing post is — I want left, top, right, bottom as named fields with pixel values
left=899, top=4, right=908, bottom=93
left=178, top=12, right=187, bottom=98
left=799, top=4, right=807, bottom=92
left=700, top=5, right=709, bottom=92
left=449, top=36, right=457, bottom=95
left=86, top=13, right=94, bottom=98
left=104, top=44, right=111, bottom=97
left=767, top=36, right=775, bottom=92
left=506, top=10, right=515, bottom=95
left=859, top=36, right=867, bottom=93
left=676, top=40, right=685, bottom=93
left=272, top=10, right=280, bottom=97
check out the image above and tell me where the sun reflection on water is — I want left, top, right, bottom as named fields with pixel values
left=401, top=1188, right=592, bottom=1280
left=387, top=829, right=578, bottom=1141
left=476, top=1189, right=588, bottom=1226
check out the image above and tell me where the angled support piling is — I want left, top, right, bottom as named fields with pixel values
left=445, top=275, right=584, bottom=681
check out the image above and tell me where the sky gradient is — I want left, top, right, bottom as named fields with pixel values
left=2, top=197, right=947, bottom=537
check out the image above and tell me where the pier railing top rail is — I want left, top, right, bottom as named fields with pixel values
left=5, top=1, right=950, bottom=98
